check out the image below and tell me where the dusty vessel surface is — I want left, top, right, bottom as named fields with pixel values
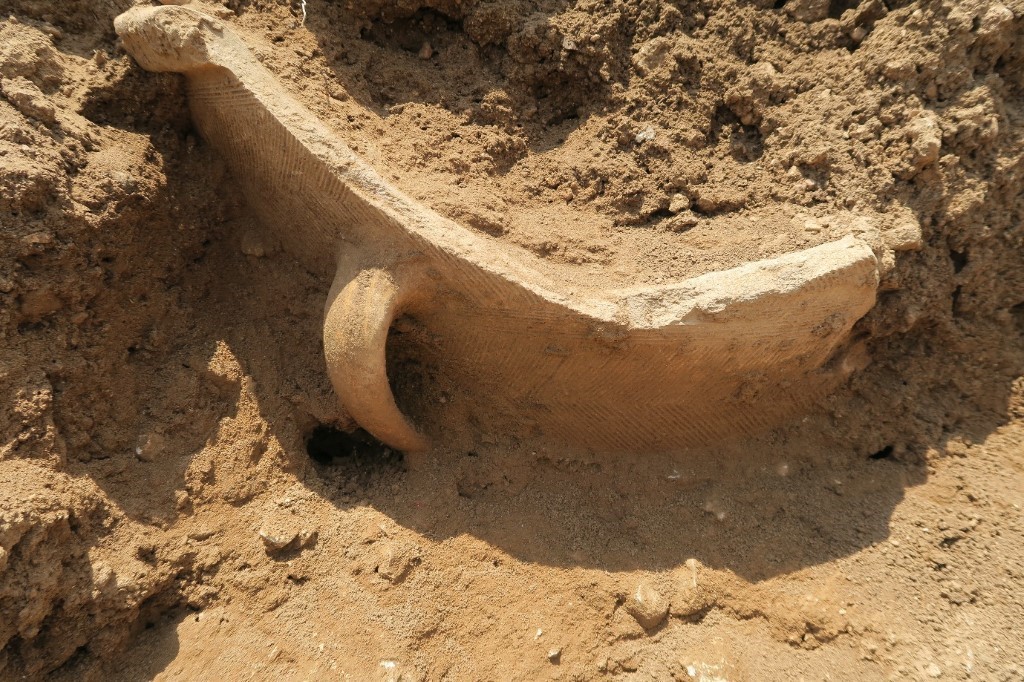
left=114, top=3, right=879, bottom=452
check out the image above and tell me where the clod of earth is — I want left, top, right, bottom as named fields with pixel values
left=113, top=5, right=879, bottom=454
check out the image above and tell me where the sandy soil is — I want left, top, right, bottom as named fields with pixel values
left=1, top=0, right=1023, bottom=679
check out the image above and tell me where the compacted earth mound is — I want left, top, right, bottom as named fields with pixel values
left=1, top=0, right=1022, bottom=679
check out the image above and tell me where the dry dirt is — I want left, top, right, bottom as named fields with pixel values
left=1, top=0, right=1023, bottom=680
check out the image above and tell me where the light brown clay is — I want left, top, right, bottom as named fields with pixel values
left=114, top=5, right=879, bottom=454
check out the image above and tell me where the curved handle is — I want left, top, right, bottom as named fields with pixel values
left=323, top=264, right=429, bottom=454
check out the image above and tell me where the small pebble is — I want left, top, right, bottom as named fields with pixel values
left=377, top=540, right=419, bottom=583
left=667, top=210, right=699, bottom=232
left=260, top=528, right=298, bottom=552
left=134, top=433, right=165, bottom=462
left=625, top=583, right=669, bottom=630
left=668, top=193, right=690, bottom=214
left=703, top=499, right=727, bottom=521
left=635, top=126, right=656, bottom=144
left=784, top=0, right=829, bottom=22
left=884, top=223, right=923, bottom=251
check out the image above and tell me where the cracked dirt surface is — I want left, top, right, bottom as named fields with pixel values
left=1, top=0, right=1023, bottom=680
